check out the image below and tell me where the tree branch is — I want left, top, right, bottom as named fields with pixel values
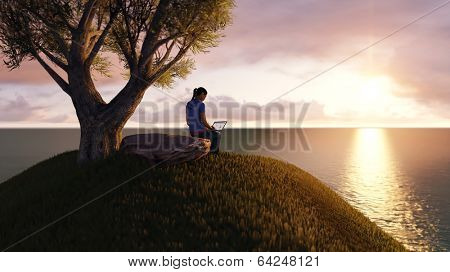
left=148, top=38, right=194, bottom=81
left=31, top=49, right=71, bottom=96
left=37, top=44, right=68, bottom=71
left=138, top=0, right=171, bottom=71
left=24, top=9, right=70, bottom=58
left=142, top=32, right=182, bottom=70
left=147, top=38, right=176, bottom=72
left=85, top=10, right=119, bottom=66
left=11, top=12, right=71, bottom=95
left=112, top=29, right=136, bottom=69
left=77, top=0, right=97, bottom=33
left=49, top=0, right=76, bottom=32
left=121, top=2, right=137, bottom=58
left=139, top=3, right=199, bottom=73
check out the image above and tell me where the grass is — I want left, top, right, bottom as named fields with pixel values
left=0, top=150, right=406, bottom=251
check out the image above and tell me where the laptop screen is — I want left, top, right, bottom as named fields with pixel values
left=212, top=121, right=227, bottom=131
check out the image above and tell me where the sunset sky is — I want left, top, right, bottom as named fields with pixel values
left=0, top=0, right=449, bottom=128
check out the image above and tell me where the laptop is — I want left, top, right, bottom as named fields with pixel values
left=212, top=121, right=227, bottom=131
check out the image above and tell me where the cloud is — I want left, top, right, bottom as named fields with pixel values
left=42, top=114, right=71, bottom=123
left=0, top=95, right=46, bottom=121
left=388, top=29, right=450, bottom=113
left=196, top=0, right=440, bottom=64
left=1, top=0, right=449, bottom=125
left=0, top=94, right=76, bottom=123
left=193, top=0, right=450, bottom=116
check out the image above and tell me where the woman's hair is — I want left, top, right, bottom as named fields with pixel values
left=192, top=87, right=207, bottom=100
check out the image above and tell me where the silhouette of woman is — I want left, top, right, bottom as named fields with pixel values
left=185, top=87, right=221, bottom=153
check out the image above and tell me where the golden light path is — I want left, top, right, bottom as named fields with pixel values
left=342, top=128, right=434, bottom=251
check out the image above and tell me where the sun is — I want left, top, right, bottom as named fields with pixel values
left=359, top=76, right=391, bottom=103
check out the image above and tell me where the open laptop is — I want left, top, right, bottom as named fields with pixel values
left=212, top=121, right=227, bottom=131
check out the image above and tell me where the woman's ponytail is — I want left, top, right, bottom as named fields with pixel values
left=191, top=88, right=198, bottom=100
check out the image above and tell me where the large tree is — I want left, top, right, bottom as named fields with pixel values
left=0, top=0, right=234, bottom=163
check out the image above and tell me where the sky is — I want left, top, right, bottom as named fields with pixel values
left=0, top=0, right=449, bottom=128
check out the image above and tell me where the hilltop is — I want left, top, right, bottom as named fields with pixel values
left=0, top=151, right=406, bottom=251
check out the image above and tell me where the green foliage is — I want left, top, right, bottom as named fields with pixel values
left=91, top=55, right=112, bottom=78
left=154, top=57, right=195, bottom=88
left=0, top=151, right=406, bottom=251
left=0, top=0, right=235, bottom=86
left=0, top=0, right=73, bottom=69
left=165, top=0, right=235, bottom=54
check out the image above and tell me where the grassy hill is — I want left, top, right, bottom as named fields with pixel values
left=0, top=151, right=406, bottom=251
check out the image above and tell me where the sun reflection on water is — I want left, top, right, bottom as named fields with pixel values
left=342, top=128, right=436, bottom=251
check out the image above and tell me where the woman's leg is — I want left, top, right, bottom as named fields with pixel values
left=206, top=130, right=221, bottom=154
left=191, top=130, right=221, bottom=153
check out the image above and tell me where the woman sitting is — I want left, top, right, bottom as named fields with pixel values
left=185, top=87, right=221, bottom=153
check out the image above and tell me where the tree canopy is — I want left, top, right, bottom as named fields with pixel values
left=0, top=0, right=234, bottom=93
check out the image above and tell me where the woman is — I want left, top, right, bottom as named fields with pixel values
left=186, top=87, right=221, bottom=153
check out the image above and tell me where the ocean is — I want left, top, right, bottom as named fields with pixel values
left=0, top=128, right=449, bottom=251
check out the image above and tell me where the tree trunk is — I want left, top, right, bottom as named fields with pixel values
left=70, top=75, right=148, bottom=164
left=77, top=121, right=123, bottom=164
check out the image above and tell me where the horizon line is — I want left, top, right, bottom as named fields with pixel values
left=0, top=125, right=449, bottom=129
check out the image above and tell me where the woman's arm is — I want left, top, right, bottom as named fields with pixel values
left=200, top=112, right=214, bottom=130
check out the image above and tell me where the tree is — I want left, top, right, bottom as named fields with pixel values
left=0, top=0, right=234, bottom=163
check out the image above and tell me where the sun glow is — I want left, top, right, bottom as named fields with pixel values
left=345, top=74, right=394, bottom=112
left=359, top=76, right=390, bottom=103
left=307, top=71, right=406, bottom=121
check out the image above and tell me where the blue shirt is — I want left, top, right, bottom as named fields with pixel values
left=186, top=98, right=206, bottom=132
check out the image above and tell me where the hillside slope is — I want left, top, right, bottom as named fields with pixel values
left=0, top=151, right=406, bottom=251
